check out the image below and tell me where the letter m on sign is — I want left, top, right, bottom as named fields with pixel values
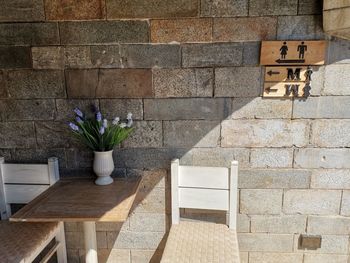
left=287, top=68, right=301, bottom=80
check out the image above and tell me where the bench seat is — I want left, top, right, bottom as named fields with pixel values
left=161, top=221, right=240, bottom=263
left=0, top=221, right=59, bottom=263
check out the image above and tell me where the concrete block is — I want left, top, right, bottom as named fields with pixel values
left=311, top=169, right=350, bottom=189
left=304, top=254, right=348, bottom=263
left=238, top=233, right=294, bottom=252
left=323, top=64, right=350, bottom=95
left=240, top=189, right=283, bottom=215
left=0, top=0, right=44, bottom=21
left=250, top=148, right=293, bottom=168
left=100, top=99, right=143, bottom=120
left=294, top=148, right=350, bottom=168
left=123, top=121, right=163, bottom=148
left=249, top=0, right=297, bottom=16
left=0, top=46, right=31, bottom=68
left=0, top=122, right=36, bottom=148
left=341, top=190, right=350, bottom=216
left=32, top=47, right=64, bottom=69
left=251, top=215, right=306, bottom=234
left=249, top=252, right=303, bottom=263
left=308, top=216, right=350, bottom=234
left=200, top=0, right=248, bottom=17
left=66, top=69, right=98, bottom=98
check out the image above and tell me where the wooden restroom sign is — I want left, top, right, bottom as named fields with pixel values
left=261, top=40, right=326, bottom=98
left=260, top=41, right=327, bottom=65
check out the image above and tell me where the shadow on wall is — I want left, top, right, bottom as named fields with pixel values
left=1, top=34, right=349, bottom=263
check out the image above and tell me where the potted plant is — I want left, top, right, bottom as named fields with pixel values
left=69, top=107, right=133, bottom=185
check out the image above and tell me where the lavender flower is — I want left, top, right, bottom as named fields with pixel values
left=74, top=108, right=83, bottom=118
left=96, top=111, right=102, bottom=122
left=126, top=112, right=133, bottom=127
left=76, top=116, right=84, bottom=124
left=99, top=126, right=105, bottom=135
left=69, top=122, right=79, bottom=132
left=112, top=117, right=120, bottom=125
left=103, top=119, right=108, bottom=128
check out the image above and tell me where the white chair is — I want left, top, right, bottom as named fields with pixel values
left=0, top=157, right=67, bottom=263
left=161, top=159, right=240, bottom=263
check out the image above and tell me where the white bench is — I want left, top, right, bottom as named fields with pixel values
left=161, top=159, right=240, bottom=263
left=0, top=157, right=67, bottom=263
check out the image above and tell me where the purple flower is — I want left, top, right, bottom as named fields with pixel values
left=103, top=119, right=108, bottom=128
left=69, top=122, right=79, bottom=132
left=74, top=108, right=83, bottom=118
left=76, top=116, right=84, bottom=124
left=96, top=111, right=102, bottom=122
left=99, top=126, right=105, bottom=135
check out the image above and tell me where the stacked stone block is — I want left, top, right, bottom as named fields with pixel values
left=0, top=0, right=349, bottom=262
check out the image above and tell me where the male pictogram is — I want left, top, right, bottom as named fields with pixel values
left=297, top=41, right=307, bottom=59
left=280, top=42, right=288, bottom=59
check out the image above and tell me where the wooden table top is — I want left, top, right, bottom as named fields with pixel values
left=10, top=177, right=141, bottom=223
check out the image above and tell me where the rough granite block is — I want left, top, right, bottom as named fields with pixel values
left=32, top=47, right=64, bottom=69
left=231, top=97, right=292, bottom=119
left=323, top=64, right=350, bottom=95
left=164, top=120, right=220, bottom=147
left=213, top=17, right=277, bottom=41
left=215, top=67, right=262, bottom=97
left=277, top=15, right=324, bottom=40
left=154, top=68, right=213, bottom=98
left=66, top=69, right=98, bottom=98
left=44, top=0, right=105, bottom=20
left=249, top=0, right=298, bottom=16
left=60, top=21, right=149, bottom=44
left=106, top=0, right=198, bottom=18
left=64, top=46, right=93, bottom=68
left=6, top=70, right=66, bottom=98
left=100, top=99, right=143, bottom=120
left=200, top=0, right=248, bottom=17
left=123, top=121, right=162, bottom=148
left=0, top=46, right=32, bottom=69
left=0, top=0, right=45, bottom=21
left=0, top=99, right=55, bottom=121
left=293, top=96, right=350, bottom=119
left=120, top=44, right=180, bottom=68
left=0, top=23, right=59, bottom=45
left=144, top=98, right=231, bottom=120
left=0, top=122, right=36, bottom=148
left=151, top=18, right=212, bottom=43
left=35, top=121, right=79, bottom=148
left=90, top=45, right=121, bottom=68
left=298, top=0, right=322, bottom=15
left=96, top=69, right=153, bottom=98
left=182, top=43, right=242, bottom=67
left=55, top=99, right=99, bottom=121
left=327, top=38, right=350, bottom=64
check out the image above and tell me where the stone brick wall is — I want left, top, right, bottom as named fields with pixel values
left=1, top=0, right=350, bottom=263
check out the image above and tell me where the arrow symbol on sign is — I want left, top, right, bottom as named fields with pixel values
left=267, top=70, right=280, bottom=76
left=275, top=59, right=305, bottom=63
left=265, top=87, right=278, bottom=94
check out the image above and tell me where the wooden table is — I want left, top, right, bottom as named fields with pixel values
left=10, top=178, right=141, bottom=263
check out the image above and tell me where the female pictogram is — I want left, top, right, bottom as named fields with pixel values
left=280, top=42, right=288, bottom=59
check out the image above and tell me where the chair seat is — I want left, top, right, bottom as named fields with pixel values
left=161, top=221, right=240, bottom=263
left=0, top=221, right=59, bottom=263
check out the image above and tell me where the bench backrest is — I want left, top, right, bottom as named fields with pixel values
left=0, top=157, right=59, bottom=220
left=171, top=159, right=238, bottom=230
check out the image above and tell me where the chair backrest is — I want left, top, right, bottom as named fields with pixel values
left=0, top=157, right=59, bottom=220
left=171, top=159, right=238, bottom=230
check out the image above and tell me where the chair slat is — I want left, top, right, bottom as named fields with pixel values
left=178, top=166, right=229, bottom=189
left=179, top=188, right=229, bottom=211
left=2, top=164, right=50, bottom=184
left=4, top=185, right=49, bottom=204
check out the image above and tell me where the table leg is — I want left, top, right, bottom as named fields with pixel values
left=83, top=221, right=98, bottom=263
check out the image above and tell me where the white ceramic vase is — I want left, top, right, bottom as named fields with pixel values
left=93, top=150, right=114, bottom=185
